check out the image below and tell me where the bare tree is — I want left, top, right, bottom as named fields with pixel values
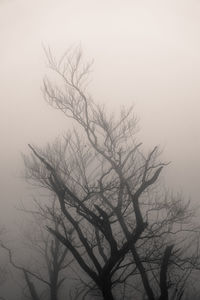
left=1, top=199, right=73, bottom=300
left=0, top=228, right=8, bottom=300
left=23, top=47, right=200, bottom=300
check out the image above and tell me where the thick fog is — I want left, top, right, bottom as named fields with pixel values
left=0, top=0, right=200, bottom=298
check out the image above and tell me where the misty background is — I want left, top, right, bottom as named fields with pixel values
left=0, top=0, right=200, bottom=286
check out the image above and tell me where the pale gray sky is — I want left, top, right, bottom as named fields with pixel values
left=0, top=0, right=200, bottom=225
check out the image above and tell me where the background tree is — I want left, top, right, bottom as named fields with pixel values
left=1, top=199, right=73, bottom=300
left=23, top=47, right=200, bottom=300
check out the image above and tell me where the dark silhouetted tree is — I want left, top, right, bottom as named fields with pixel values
left=23, top=47, right=200, bottom=300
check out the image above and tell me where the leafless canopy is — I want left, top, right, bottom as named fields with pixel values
left=22, top=47, right=200, bottom=300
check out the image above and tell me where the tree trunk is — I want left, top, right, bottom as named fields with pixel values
left=159, top=245, right=174, bottom=300
left=100, top=279, right=115, bottom=300
left=131, top=246, right=155, bottom=300
left=102, top=287, right=115, bottom=300
left=23, top=271, right=40, bottom=300
left=50, top=284, right=58, bottom=300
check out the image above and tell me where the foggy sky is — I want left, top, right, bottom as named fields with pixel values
left=0, top=0, right=200, bottom=227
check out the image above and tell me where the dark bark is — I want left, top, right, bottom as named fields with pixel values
left=131, top=246, right=155, bottom=300
left=102, top=289, right=115, bottom=300
left=23, top=271, right=40, bottom=300
left=101, top=281, right=114, bottom=300
left=49, top=272, right=58, bottom=300
left=159, top=245, right=174, bottom=300
left=50, top=284, right=58, bottom=300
